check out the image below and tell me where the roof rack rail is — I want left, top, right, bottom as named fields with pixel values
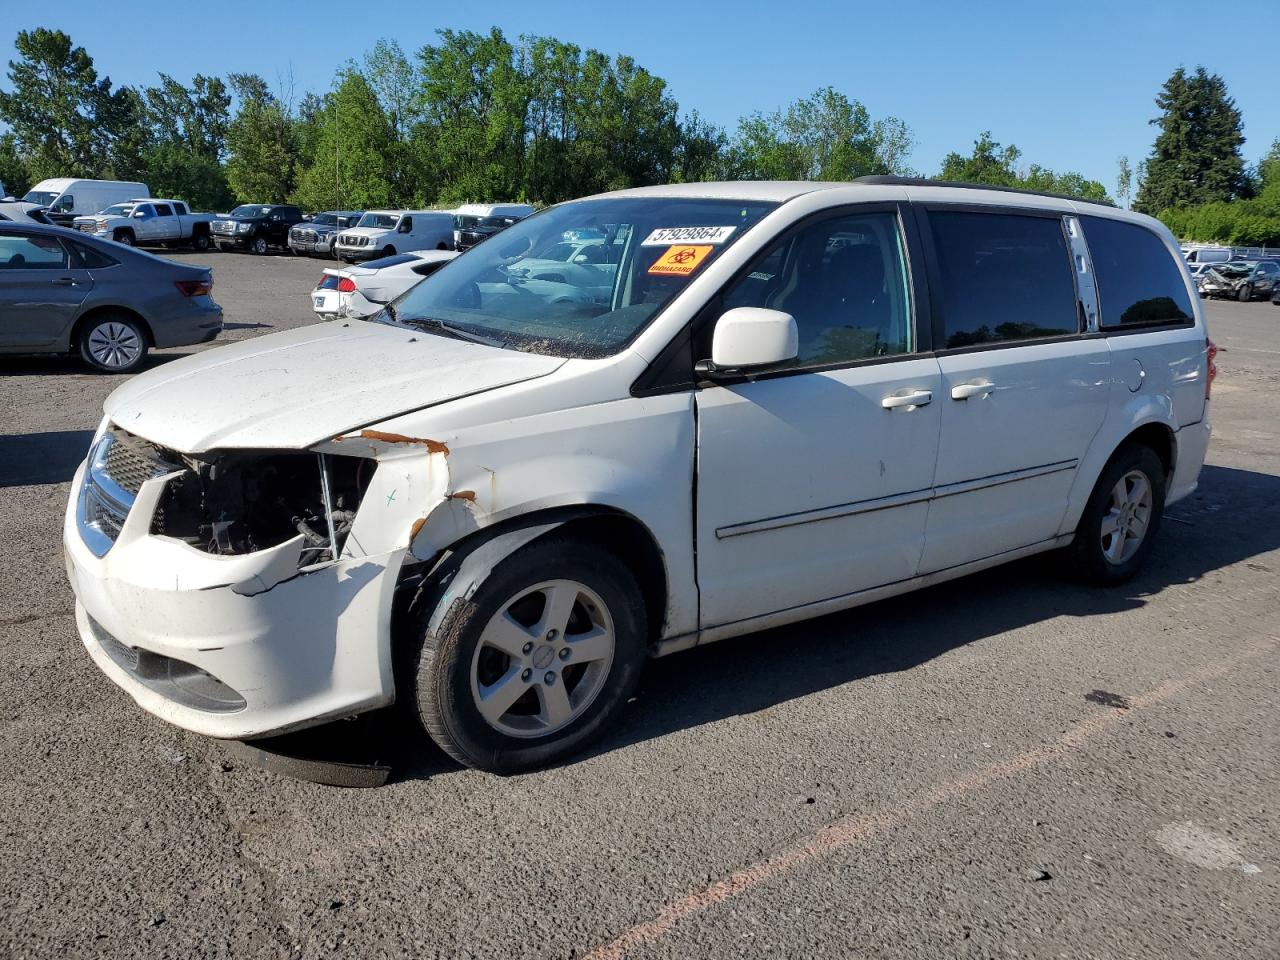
left=852, top=175, right=1116, bottom=208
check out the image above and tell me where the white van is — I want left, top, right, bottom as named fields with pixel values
left=334, top=210, right=454, bottom=262
left=453, top=202, right=537, bottom=245
left=64, top=179, right=1213, bottom=774
left=23, top=178, right=149, bottom=226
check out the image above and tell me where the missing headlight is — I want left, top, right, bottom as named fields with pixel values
left=153, top=451, right=373, bottom=566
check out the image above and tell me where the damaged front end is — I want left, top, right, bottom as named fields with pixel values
left=152, top=445, right=373, bottom=570
left=65, top=420, right=456, bottom=739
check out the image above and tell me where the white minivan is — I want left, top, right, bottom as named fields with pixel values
left=22, top=178, right=149, bottom=226
left=334, top=210, right=454, bottom=262
left=64, top=179, right=1213, bottom=774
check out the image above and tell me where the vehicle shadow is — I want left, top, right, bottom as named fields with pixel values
left=0, top=352, right=191, bottom=377
left=0, top=430, right=95, bottom=487
left=246, top=463, right=1280, bottom=784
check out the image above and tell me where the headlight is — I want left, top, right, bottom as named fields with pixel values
left=153, top=450, right=373, bottom=568
left=236, top=222, right=251, bottom=233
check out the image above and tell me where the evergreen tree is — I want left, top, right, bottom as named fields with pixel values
left=1135, top=66, right=1246, bottom=213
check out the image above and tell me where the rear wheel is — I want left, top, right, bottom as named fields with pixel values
left=411, top=537, right=646, bottom=774
left=1069, top=444, right=1166, bottom=585
left=78, top=313, right=148, bottom=373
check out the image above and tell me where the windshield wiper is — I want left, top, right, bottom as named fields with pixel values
left=397, top=315, right=505, bottom=347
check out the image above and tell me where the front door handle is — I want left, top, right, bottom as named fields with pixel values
left=881, top=389, right=933, bottom=410
left=951, top=380, right=995, bottom=400
left=51, top=277, right=81, bottom=286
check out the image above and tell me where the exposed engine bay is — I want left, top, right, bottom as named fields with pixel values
left=152, top=449, right=372, bottom=566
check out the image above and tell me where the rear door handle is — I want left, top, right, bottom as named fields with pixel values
left=881, top=389, right=933, bottom=410
left=951, top=380, right=995, bottom=400
left=51, top=277, right=81, bottom=286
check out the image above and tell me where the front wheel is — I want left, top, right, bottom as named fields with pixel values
left=78, top=313, right=148, bottom=373
left=411, top=537, right=646, bottom=774
left=112, top=230, right=134, bottom=247
left=382, top=246, right=396, bottom=258
left=252, top=235, right=269, bottom=255
left=190, top=233, right=211, bottom=251
left=1068, top=445, right=1166, bottom=585
left=1237, top=284, right=1252, bottom=302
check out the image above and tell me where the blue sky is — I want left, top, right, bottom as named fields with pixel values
left=5, top=0, right=1276, bottom=190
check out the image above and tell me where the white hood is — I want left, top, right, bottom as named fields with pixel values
left=104, top=322, right=564, bottom=453
left=338, top=226, right=392, bottom=240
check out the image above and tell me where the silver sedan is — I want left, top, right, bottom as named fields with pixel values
left=0, top=222, right=222, bottom=372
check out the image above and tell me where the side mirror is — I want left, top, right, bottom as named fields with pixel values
left=695, top=307, right=798, bottom=378
left=133, top=210, right=146, bottom=219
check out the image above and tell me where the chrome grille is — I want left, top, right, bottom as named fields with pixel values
left=78, top=427, right=179, bottom=557
left=212, top=220, right=236, bottom=235
left=292, top=228, right=318, bottom=243
left=103, top=430, right=173, bottom=496
left=77, top=223, right=97, bottom=234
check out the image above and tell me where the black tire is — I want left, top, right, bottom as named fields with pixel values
left=436, top=242, right=448, bottom=250
left=77, top=312, right=149, bottom=373
left=251, top=235, right=269, bottom=255
left=1068, top=444, right=1167, bottom=585
left=410, top=537, right=647, bottom=774
left=1237, top=284, right=1252, bottom=302
left=382, top=246, right=395, bottom=258
left=112, top=229, right=134, bottom=247
left=191, top=232, right=211, bottom=251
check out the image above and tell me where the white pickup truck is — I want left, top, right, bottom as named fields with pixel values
left=73, top=199, right=217, bottom=250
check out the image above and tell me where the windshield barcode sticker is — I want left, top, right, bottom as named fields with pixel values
left=641, top=226, right=736, bottom=246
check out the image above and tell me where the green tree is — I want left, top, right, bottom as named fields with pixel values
left=0, top=132, right=30, bottom=196
left=1135, top=66, right=1247, bottom=213
left=1116, top=156, right=1133, bottom=209
left=939, top=132, right=1109, bottom=200
left=0, top=29, right=119, bottom=179
left=292, top=70, right=397, bottom=211
left=672, top=111, right=729, bottom=183
left=730, top=88, right=912, bottom=181
left=414, top=28, right=530, bottom=204
left=225, top=73, right=299, bottom=203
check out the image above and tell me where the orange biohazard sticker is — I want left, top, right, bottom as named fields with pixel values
left=648, top=245, right=713, bottom=277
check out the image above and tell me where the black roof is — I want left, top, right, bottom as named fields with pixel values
left=853, top=175, right=1115, bottom=208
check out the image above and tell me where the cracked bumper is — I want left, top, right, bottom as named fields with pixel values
left=63, top=460, right=401, bottom=739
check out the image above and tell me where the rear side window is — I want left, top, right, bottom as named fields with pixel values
left=0, top=233, right=69, bottom=269
left=154, top=203, right=173, bottom=216
left=1082, top=216, right=1193, bottom=329
left=929, top=211, right=1078, bottom=349
left=70, top=241, right=118, bottom=269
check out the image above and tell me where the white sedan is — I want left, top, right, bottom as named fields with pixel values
left=311, top=250, right=458, bottom=320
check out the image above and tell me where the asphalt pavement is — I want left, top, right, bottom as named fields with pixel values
left=1, top=250, right=1276, bottom=959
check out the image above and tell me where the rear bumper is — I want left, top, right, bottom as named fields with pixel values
left=1168, top=414, right=1212, bottom=507
left=149, top=300, right=223, bottom=348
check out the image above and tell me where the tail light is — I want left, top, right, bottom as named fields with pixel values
left=174, top=279, right=212, bottom=297
left=337, top=277, right=356, bottom=293
left=1206, top=338, right=1218, bottom=399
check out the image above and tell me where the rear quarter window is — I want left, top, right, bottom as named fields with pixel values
left=1083, top=216, right=1194, bottom=329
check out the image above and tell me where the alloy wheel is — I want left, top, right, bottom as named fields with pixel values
left=469, top=579, right=615, bottom=738
left=1100, top=470, right=1153, bottom=565
left=86, top=321, right=143, bottom=370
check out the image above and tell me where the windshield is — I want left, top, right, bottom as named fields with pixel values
left=384, top=196, right=775, bottom=359
left=230, top=205, right=268, bottom=218
left=101, top=203, right=136, bottom=217
left=455, top=214, right=483, bottom=229
left=311, top=214, right=337, bottom=226
left=23, top=190, right=60, bottom=206
left=358, top=212, right=400, bottom=229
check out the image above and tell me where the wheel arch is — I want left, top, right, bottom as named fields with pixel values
left=1060, top=412, right=1178, bottom=537
left=395, top=503, right=670, bottom=655
left=68, top=304, right=154, bottom=353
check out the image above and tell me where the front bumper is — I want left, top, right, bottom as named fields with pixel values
left=63, top=459, right=401, bottom=739
left=214, top=234, right=251, bottom=250
left=334, top=246, right=382, bottom=262
left=290, top=238, right=334, bottom=256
